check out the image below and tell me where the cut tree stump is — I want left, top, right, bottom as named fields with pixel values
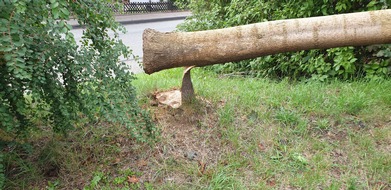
left=154, top=66, right=195, bottom=108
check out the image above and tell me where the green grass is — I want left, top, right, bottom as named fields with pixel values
left=2, top=68, right=391, bottom=189
left=133, top=68, right=391, bottom=189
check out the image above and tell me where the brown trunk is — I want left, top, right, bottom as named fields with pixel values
left=181, top=66, right=195, bottom=104
left=143, top=9, right=391, bottom=74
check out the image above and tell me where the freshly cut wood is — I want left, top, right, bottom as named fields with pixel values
left=155, top=90, right=182, bottom=108
left=143, top=9, right=391, bottom=74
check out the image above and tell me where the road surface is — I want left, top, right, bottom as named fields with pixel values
left=71, top=19, right=184, bottom=73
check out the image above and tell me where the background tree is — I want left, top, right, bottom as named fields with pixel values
left=0, top=0, right=155, bottom=143
left=177, top=0, right=390, bottom=80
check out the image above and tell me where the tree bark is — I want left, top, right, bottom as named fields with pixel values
left=181, top=66, right=195, bottom=104
left=143, top=9, right=391, bottom=74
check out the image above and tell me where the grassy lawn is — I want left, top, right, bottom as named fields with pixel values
left=3, top=68, right=391, bottom=189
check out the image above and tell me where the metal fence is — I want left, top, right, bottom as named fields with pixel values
left=109, top=2, right=179, bottom=14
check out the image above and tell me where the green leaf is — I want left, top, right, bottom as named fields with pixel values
left=4, top=53, right=12, bottom=61
left=0, top=46, right=13, bottom=52
left=60, top=8, right=69, bottom=17
left=52, top=9, right=59, bottom=19
left=60, top=26, right=68, bottom=33
left=51, top=2, right=59, bottom=9
left=58, top=20, right=65, bottom=28
left=366, top=1, right=377, bottom=8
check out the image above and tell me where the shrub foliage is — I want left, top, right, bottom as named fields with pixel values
left=178, top=0, right=390, bottom=80
left=0, top=1, right=155, bottom=141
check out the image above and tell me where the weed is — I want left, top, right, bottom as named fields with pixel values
left=315, top=118, right=331, bottom=132
left=275, top=108, right=301, bottom=127
left=46, top=180, right=60, bottom=190
left=207, top=166, right=245, bottom=190
left=84, top=172, right=104, bottom=190
left=38, top=141, right=61, bottom=178
left=0, top=153, right=4, bottom=190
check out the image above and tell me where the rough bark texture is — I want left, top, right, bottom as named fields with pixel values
left=143, top=9, right=391, bottom=74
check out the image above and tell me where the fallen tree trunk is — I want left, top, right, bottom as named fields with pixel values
left=143, top=9, right=391, bottom=74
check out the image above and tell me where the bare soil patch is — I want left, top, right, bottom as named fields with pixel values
left=133, top=92, right=233, bottom=186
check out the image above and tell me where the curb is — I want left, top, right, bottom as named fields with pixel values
left=70, top=15, right=188, bottom=29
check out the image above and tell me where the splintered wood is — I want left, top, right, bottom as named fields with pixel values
left=155, top=66, right=195, bottom=108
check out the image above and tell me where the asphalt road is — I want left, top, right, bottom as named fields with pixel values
left=71, top=19, right=184, bottom=73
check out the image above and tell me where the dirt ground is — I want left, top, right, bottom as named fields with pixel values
left=131, top=91, right=233, bottom=186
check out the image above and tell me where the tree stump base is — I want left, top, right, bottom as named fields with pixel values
left=154, top=66, right=196, bottom=108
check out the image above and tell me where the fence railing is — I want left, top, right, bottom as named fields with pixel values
left=109, top=2, right=179, bottom=14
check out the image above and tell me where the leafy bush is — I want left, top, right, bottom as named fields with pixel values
left=177, top=0, right=390, bottom=80
left=0, top=1, right=155, bottom=141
